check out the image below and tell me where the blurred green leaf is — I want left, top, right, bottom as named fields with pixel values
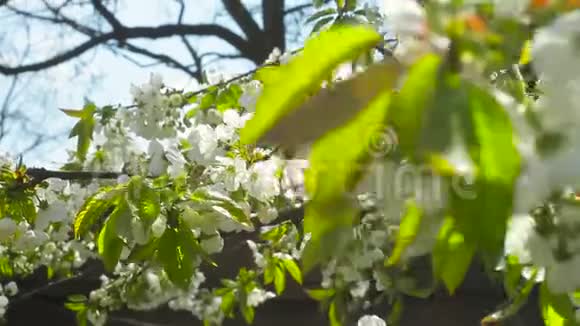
left=0, top=257, right=13, bottom=277
left=503, top=255, right=524, bottom=298
left=345, top=0, right=357, bottom=10
left=220, top=290, right=236, bottom=317
left=432, top=216, right=475, bottom=294
left=240, top=24, right=382, bottom=146
left=329, top=299, right=342, bottom=326
left=198, top=86, right=218, bottom=110
left=258, top=59, right=400, bottom=148
left=274, top=264, right=286, bottom=294
left=388, top=55, right=442, bottom=155
left=540, top=283, right=576, bottom=326
left=386, top=200, right=423, bottom=266
left=264, top=262, right=275, bottom=285
left=301, top=91, right=391, bottom=273
left=240, top=300, right=255, bottom=324
left=450, top=83, right=520, bottom=257
left=306, top=288, right=335, bottom=301
left=216, top=84, right=242, bottom=112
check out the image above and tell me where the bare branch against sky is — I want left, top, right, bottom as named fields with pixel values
left=0, top=0, right=324, bottom=164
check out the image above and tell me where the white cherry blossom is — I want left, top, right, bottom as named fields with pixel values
left=358, top=315, right=387, bottom=326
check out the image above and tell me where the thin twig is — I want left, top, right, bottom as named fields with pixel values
left=25, top=167, right=126, bottom=185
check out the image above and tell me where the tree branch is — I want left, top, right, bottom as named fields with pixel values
left=91, top=0, right=123, bottom=31
left=121, top=42, right=200, bottom=79
left=0, top=24, right=253, bottom=75
left=262, top=0, right=286, bottom=52
left=221, top=0, right=263, bottom=42
left=25, top=168, right=125, bottom=185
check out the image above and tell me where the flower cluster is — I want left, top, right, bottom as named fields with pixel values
left=2, top=1, right=580, bottom=325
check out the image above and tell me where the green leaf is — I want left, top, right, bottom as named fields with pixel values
left=66, top=103, right=97, bottom=162
left=260, top=221, right=292, bottom=243
left=7, top=195, right=37, bottom=224
left=329, top=300, right=342, bottom=326
left=216, top=84, right=242, bottom=112
left=198, top=87, right=218, bottom=110
left=503, top=255, right=524, bottom=298
left=387, top=55, right=442, bottom=155
left=386, top=200, right=423, bottom=266
left=432, top=216, right=475, bottom=294
left=158, top=222, right=199, bottom=289
left=306, top=288, right=335, bottom=301
left=345, top=0, right=357, bottom=10
left=450, top=83, right=521, bottom=257
left=220, top=290, right=236, bottom=317
left=283, top=259, right=303, bottom=284
left=76, top=308, right=88, bottom=326
left=264, top=262, right=275, bottom=285
left=97, top=200, right=129, bottom=271
left=0, top=257, right=13, bottom=277
left=64, top=302, right=86, bottom=312
left=240, top=24, right=382, bottom=146
left=311, top=16, right=335, bottom=34
left=469, top=84, right=521, bottom=186
left=192, top=189, right=252, bottom=228
left=73, top=186, right=123, bottom=239
left=127, top=238, right=160, bottom=263
left=540, top=283, right=576, bottom=326
left=60, top=109, right=86, bottom=118
left=240, top=303, right=255, bottom=324
left=301, top=90, right=391, bottom=273
left=335, top=0, right=344, bottom=9
left=128, top=176, right=160, bottom=223
left=274, top=264, right=286, bottom=294
left=259, top=59, right=400, bottom=147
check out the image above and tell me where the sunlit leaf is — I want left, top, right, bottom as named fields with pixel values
left=241, top=24, right=382, bottom=146
left=74, top=186, right=123, bottom=239
left=274, top=265, right=286, bottom=294
left=540, top=283, right=576, bottom=326
left=388, top=54, right=442, bottom=155
left=259, top=59, right=401, bottom=147
left=450, top=83, right=521, bottom=257
left=65, top=103, right=97, bottom=162
left=283, top=259, right=303, bottom=284
left=97, top=199, right=129, bottom=271
left=306, top=288, right=335, bottom=301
